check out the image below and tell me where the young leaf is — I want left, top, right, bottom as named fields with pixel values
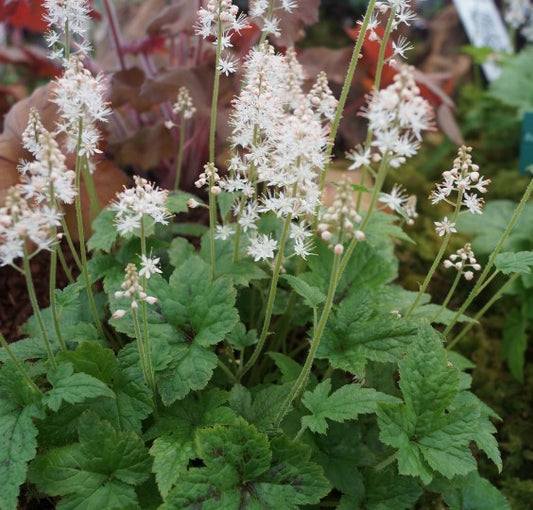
left=44, top=362, right=116, bottom=412
left=502, top=308, right=528, bottom=382
left=88, top=209, right=119, bottom=253
left=301, top=379, right=399, bottom=434
left=161, top=419, right=330, bottom=509
left=377, top=324, right=479, bottom=485
left=494, top=251, right=533, bottom=275
left=281, top=274, right=325, bottom=308
left=28, top=413, right=151, bottom=509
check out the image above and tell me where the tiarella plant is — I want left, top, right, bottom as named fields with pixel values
left=1, top=1, right=533, bottom=509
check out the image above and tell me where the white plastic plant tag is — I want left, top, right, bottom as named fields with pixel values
left=452, top=0, right=512, bottom=81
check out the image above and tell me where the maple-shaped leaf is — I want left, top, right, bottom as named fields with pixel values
left=377, top=323, right=479, bottom=485
left=301, top=379, right=399, bottom=434
left=161, top=419, right=330, bottom=509
left=28, top=412, right=151, bottom=510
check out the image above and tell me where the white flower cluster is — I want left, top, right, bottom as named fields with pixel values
left=357, top=65, right=435, bottom=169
left=224, top=43, right=337, bottom=260
left=430, top=146, right=490, bottom=215
left=113, top=263, right=158, bottom=318
left=51, top=56, right=111, bottom=161
left=317, top=179, right=365, bottom=253
left=196, top=0, right=248, bottom=75
left=249, top=0, right=298, bottom=38
left=504, top=0, right=533, bottom=42
left=44, top=0, right=92, bottom=59
left=374, top=1, right=417, bottom=30
left=19, top=108, right=76, bottom=205
left=172, top=86, right=196, bottom=120
left=0, top=187, right=61, bottom=267
left=379, top=184, right=418, bottom=225
left=111, top=176, right=172, bottom=235
left=443, top=243, right=481, bottom=281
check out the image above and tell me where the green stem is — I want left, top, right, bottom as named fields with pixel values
left=131, top=307, right=152, bottom=394
left=217, top=359, right=237, bottom=383
left=239, top=211, right=294, bottom=379
left=139, top=222, right=156, bottom=398
left=58, top=207, right=82, bottom=272
left=405, top=194, right=463, bottom=319
left=174, top=113, right=186, bottom=190
left=22, top=249, right=57, bottom=367
left=57, top=244, right=75, bottom=283
left=431, top=270, right=462, bottom=323
left=443, top=178, right=533, bottom=336
left=81, top=158, right=102, bottom=219
left=74, top=121, right=106, bottom=340
left=374, top=451, right=399, bottom=472
left=317, top=0, right=378, bottom=204
left=447, top=274, right=519, bottom=350
left=274, top=252, right=341, bottom=427
left=207, top=10, right=224, bottom=279
left=49, top=241, right=66, bottom=352
left=0, top=332, right=42, bottom=394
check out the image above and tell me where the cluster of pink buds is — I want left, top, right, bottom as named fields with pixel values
left=195, top=162, right=224, bottom=195
left=443, top=243, right=481, bottom=281
left=113, top=263, right=158, bottom=318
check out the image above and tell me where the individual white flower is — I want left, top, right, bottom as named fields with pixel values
left=139, top=254, right=162, bottom=279
left=434, top=217, right=457, bottom=237
left=215, top=224, right=235, bottom=240
left=218, top=55, right=238, bottom=76
left=379, top=184, right=408, bottom=213
left=247, top=233, right=278, bottom=261
left=346, top=146, right=371, bottom=170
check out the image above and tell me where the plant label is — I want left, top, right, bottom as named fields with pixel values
left=452, top=0, right=512, bottom=81
left=520, top=112, right=533, bottom=175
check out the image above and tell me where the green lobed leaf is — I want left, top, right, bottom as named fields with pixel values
left=354, top=467, right=423, bottom=510
left=148, top=390, right=238, bottom=498
left=157, top=343, right=218, bottom=405
left=316, top=288, right=418, bottom=376
left=442, top=471, right=511, bottom=510
left=280, top=274, right=325, bottom=308
left=226, top=322, right=258, bottom=351
left=377, top=324, right=479, bottom=485
left=29, top=412, right=151, bottom=509
left=168, top=237, right=195, bottom=269
left=88, top=209, right=119, bottom=253
left=0, top=394, right=41, bottom=510
left=160, top=256, right=239, bottom=347
left=44, top=362, right=116, bottom=412
left=301, top=380, right=399, bottom=434
left=229, top=383, right=293, bottom=432
left=61, top=342, right=152, bottom=434
left=456, top=201, right=533, bottom=255
left=161, top=419, right=330, bottom=509
left=494, top=251, right=533, bottom=275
